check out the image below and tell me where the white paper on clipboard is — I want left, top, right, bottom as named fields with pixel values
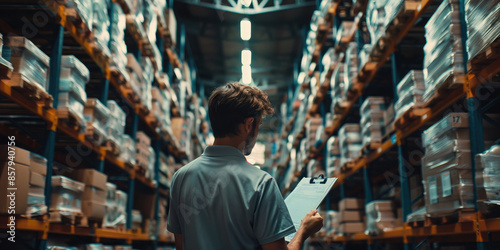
left=284, top=176, right=337, bottom=242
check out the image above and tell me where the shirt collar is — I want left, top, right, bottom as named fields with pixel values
left=202, top=145, right=246, bottom=159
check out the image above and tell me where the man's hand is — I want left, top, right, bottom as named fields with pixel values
left=298, top=210, right=323, bottom=238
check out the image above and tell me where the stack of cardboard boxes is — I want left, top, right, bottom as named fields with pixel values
left=50, top=176, right=85, bottom=222
left=326, top=137, right=341, bottom=177
left=423, top=0, right=464, bottom=104
left=305, top=117, right=323, bottom=152
left=421, top=113, right=498, bottom=217
left=365, top=200, right=398, bottom=235
left=119, top=135, right=136, bottom=166
left=103, top=183, right=127, bottom=228
left=0, top=147, right=48, bottom=217
left=325, top=210, right=340, bottom=235
left=343, top=42, right=358, bottom=92
left=68, top=169, right=108, bottom=221
left=109, top=1, right=129, bottom=81
left=106, top=101, right=126, bottom=155
left=339, top=124, right=362, bottom=166
left=360, top=97, right=386, bottom=148
left=84, top=98, right=110, bottom=146
left=58, top=55, right=90, bottom=131
left=134, top=192, right=156, bottom=235
left=136, top=131, right=153, bottom=178
left=330, top=63, right=347, bottom=114
left=3, top=36, right=50, bottom=93
left=395, top=70, right=425, bottom=120
left=338, top=198, right=365, bottom=235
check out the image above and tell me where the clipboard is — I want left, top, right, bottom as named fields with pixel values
left=284, top=175, right=337, bottom=241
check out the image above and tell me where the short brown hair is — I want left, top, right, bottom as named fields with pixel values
left=208, top=82, right=274, bottom=138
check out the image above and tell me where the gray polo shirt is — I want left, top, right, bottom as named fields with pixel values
left=167, top=145, right=295, bottom=249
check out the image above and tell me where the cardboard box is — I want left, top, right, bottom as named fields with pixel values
left=30, top=153, right=47, bottom=175
left=134, top=192, right=156, bottom=219
left=339, top=210, right=364, bottom=222
left=0, top=145, right=30, bottom=166
left=82, top=186, right=107, bottom=203
left=339, top=222, right=365, bottom=234
left=339, top=198, right=365, bottom=211
left=28, top=186, right=45, bottom=196
left=0, top=162, right=30, bottom=214
left=29, top=171, right=45, bottom=187
left=81, top=200, right=106, bottom=219
left=69, top=169, right=107, bottom=191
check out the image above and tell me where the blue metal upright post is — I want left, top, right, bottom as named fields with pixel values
left=44, top=23, right=64, bottom=208
left=363, top=167, right=373, bottom=203
left=41, top=23, right=64, bottom=250
left=126, top=111, right=139, bottom=230
left=153, top=139, right=161, bottom=249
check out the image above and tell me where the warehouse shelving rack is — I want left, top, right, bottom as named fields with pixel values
left=276, top=0, right=500, bottom=249
left=0, top=0, right=196, bottom=249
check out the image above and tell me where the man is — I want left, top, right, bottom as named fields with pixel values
left=168, top=82, right=323, bottom=249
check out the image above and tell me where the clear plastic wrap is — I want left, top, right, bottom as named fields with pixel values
left=107, top=100, right=126, bottom=145
left=406, top=207, right=427, bottom=222
left=476, top=145, right=500, bottom=201
left=141, top=57, right=154, bottom=111
left=59, top=79, right=87, bottom=104
left=360, top=97, right=386, bottom=116
left=325, top=210, right=340, bottom=235
left=361, top=122, right=384, bottom=146
left=58, top=91, right=86, bottom=127
left=396, top=70, right=424, bottom=95
left=60, top=55, right=90, bottom=87
left=65, top=0, right=93, bottom=29
left=81, top=244, right=104, bottom=250
left=422, top=113, right=469, bottom=147
left=50, top=176, right=85, bottom=213
left=344, top=42, right=358, bottom=92
left=4, top=36, right=50, bottom=90
left=422, top=168, right=475, bottom=216
left=119, top=134, right=136, bottom=165
left=146, top=146, right=156, bottom=180
left=383, top=0, right=405, bottom=28
left=466, top=0, right=500, bottom=60
left=358, top=44, right=373, bottom=69
left=422, top=139, right=471, bottom=172
left=143, top=0, right=158, bottom=43
left=365, top=200, right=396, bottom=235
left=395, top=89, right=424, bottom=119
left=110, top=1, right=126, bottom=42
left=366, top=0, right=388, bottom=45
left=84, top=98, right=110, bottom=137
left=92, top=0, right=110, bottom=50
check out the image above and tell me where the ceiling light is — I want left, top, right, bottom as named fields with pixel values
left=240, top=18, right=251, bottom=41
left=242, top=65, right=252, bottom=84
left=241, top=0, right=251, bottom=7
left=241, top=49, right=252, bottom=65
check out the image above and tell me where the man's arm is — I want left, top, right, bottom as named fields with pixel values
left=262, top=210, right=323, bottom=250
left=174, top=234, right=183, bottom=250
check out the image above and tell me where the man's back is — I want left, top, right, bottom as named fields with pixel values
left=167, top=146, right=295, bottom=249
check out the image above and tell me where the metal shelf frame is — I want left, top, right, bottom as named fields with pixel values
left=0, top=1, right=190, bottom=249
left=278, top=0, right=500, bottom=248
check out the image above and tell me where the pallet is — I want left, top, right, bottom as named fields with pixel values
left=394, top=107, right=429, bottom=130
left=102, top=223, right=126, bottom=232
left=385, top=1, right=421, bottom=38
left=468, top=36, right=500, bottom=74
left=104, top=139, right=121, bottom=157
left=3, top=73, right=53, bottom=108
left=0, top=57, right=13, bottom=79
left=49, top=211, right=84, bottom=225
left=85, top=123, right=107, bottom=146
left=423, top=74, right=465, bottom=108
left=78, top=216, right=103, bottom=228
left=64, top=7, right=92, bottom=38
left=424, top=209, right=476, bottom=226
left=120, top=85, right=141, bottom=104
left=58, top=109, right=86, bottom=134
left=361, top=141, right=383, bottom=153
left=109, top=66, right=130, bottom=85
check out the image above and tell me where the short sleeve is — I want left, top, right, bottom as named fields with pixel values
left=167, top=173, right=182, bottom=234
left=252, top=176, right=296, bottom=245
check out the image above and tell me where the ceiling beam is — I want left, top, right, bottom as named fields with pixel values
left=175, top=0, right=316, bottom=15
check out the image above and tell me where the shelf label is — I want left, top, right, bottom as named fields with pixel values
left=452, top=115, right=462, bottom=124
left=441, top=171, right=452, bottom=197
left=428, top=176, right=438, bottom=204
left=391, top=134, right=397, bottom=144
